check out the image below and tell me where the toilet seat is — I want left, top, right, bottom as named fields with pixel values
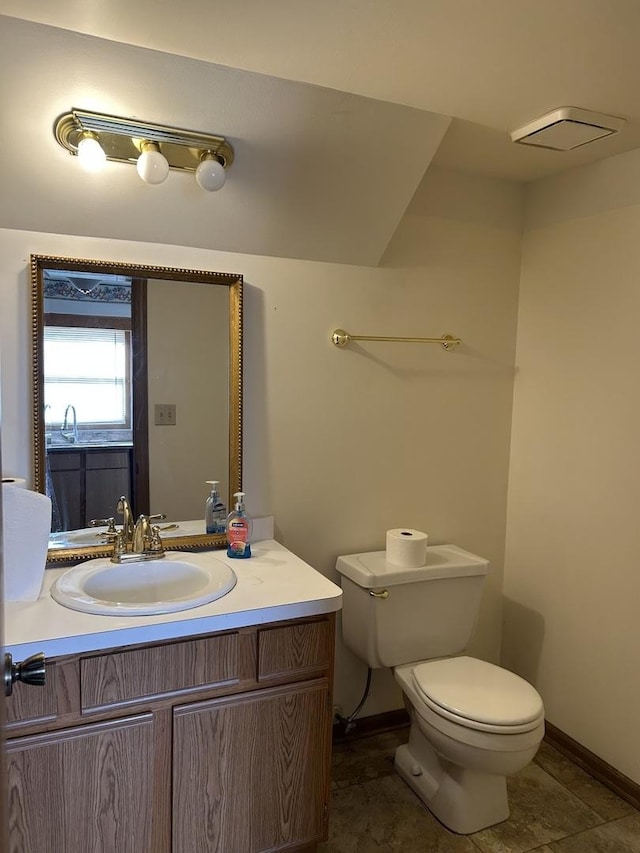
left=411, top=656, right=544, bottom=734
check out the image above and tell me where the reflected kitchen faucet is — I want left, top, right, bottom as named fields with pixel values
left=60, top=404, right=79, bottom=444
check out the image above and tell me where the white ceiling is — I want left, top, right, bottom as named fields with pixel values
left=2, top=2, right=640, bottom=262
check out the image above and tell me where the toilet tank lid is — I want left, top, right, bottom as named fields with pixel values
left=335, top=544, right=489, bottom=588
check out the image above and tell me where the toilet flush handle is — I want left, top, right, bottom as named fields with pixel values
left=369, top=589, right=389, bottom=599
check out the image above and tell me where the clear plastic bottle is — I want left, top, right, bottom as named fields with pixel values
left=226, top=491, right=252, bottom=558
left=205, top=481, right=227, bottom=534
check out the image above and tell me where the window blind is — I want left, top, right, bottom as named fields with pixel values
left=44, top=326, right=130, bottom=426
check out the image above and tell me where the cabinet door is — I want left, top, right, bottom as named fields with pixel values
left=6, top=713, right=164, bottom=853
left=48, top=457, right=84, bottom=531
left=85, top=450, right=132, bottom=525
left=173, top=680, right=331, bottom=853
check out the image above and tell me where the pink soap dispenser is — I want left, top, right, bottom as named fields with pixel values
left=226, top=492, right=252, bottom=558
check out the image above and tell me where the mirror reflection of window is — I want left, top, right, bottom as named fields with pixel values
left=43, top=271, right=134, bottom=531
left=43, top=271, right=133, bottom=446
left=44, top=325, right=132, bottom=431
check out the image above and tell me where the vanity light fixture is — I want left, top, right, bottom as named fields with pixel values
left=54, top=108, right=234, bottom=191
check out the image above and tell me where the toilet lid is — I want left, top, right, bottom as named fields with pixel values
left=412, top=656, right=544, bottom=729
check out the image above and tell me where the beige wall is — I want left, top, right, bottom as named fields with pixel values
left=147, top=279, right=229, bottom=521
left=5, top=146, right=638, bottom=778
left=0, top=166, right=523, bottom=716
left=504, top=146, right=640, bottom=784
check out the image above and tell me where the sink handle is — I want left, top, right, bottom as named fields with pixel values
left=149, top=526, right=165, bottom=553
left=90, top=517, right=116, bottom=533
left=110, top=530, right=127, bottom=562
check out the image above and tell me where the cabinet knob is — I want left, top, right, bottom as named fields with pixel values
left=4, top=652, right=46, bottom=697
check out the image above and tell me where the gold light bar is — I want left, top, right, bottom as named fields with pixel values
left=54, top=108, right=234, bottom=172
left=331, top=329, right=461, bottom=351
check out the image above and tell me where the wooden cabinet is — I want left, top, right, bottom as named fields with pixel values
left=47, top=450, right=84, bottom=530
left=5, top=614, right=335, bottom=853
left=6, top=714, right=167, bottom=853
left=173, top=681, right=329, bottom=853
left=84, top=450, right=133, bottom=523
left=48, top=446, right=132, bottom=530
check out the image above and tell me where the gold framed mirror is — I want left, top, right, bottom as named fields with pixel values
left=31, top=255, right=243, bottom=564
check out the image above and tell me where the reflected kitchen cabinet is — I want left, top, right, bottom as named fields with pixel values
left=84, top=449, right=133, bottom=522
left=48, top=446, right=132, bottom=531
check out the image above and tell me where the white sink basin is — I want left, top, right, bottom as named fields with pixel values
left=51, top=551, right=236, bottom=616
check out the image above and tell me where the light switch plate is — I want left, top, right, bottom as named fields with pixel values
left=154, top=404, right=177, bottom=426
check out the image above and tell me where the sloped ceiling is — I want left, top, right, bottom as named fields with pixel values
left=2, top=3, right=640, bottom=262
left=0, top=17, right=450, bottom=266
left=4, top=0, right=640, bottom=128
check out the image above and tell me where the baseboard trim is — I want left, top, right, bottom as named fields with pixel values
left=333, top=708, right=410, bottom=743
left=544, top=721, right=640, bottom=810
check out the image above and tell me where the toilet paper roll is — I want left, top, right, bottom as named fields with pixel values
left=386, top=528, right=428, bottom=568
left=1, top=477, right=27, bottom=489
left=2, top=484, right=51, bottom=601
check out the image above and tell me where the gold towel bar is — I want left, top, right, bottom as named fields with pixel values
left=331, top=329, right=461, bottom=351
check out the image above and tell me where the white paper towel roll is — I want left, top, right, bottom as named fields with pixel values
left=386, top=528, right=428, bottom=568
left=2, top=483, right=51, bottom=601
left=1, top=477, right=27, bottom=489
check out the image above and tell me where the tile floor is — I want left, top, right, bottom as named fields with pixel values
left=318, top=728, right=640, bottom=852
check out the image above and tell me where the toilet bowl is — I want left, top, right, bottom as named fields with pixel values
left=335, top=544, right=545, bottom=835
left=394, top=656, right=544, bottom=834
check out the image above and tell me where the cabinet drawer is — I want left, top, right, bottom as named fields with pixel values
left=85, top=449, right=130, bottom=469
left=47, top=451, right=82, bottom=470
left=81, top=633, right=239, bottom=712
left=258, top=619, right=331, bottom=682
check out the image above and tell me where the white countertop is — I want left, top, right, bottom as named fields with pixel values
left=4, top=539, right=343, bottom=659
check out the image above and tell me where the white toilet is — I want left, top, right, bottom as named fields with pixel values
left=335, top=544, right=545, bottom=835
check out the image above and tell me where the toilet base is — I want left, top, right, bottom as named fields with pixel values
left=394, top=739, right=510, bottom=835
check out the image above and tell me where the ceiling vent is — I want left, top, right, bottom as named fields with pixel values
left=510, top=107, right=626, bottom=151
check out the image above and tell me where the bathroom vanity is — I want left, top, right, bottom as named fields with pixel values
left=4, top=539, right=342, bottom=853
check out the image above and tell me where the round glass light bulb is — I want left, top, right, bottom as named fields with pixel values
left=77, top=134, right=106, bottom=172
left=136, top=144, right=169, bottom=185
left=195, top=155, right=226, bottom=192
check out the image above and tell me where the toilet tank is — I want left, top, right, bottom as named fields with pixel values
left=335, top=544, right=489, bottom=669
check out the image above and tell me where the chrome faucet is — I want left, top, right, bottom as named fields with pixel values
left=60, top=404, right=79, bottom=444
